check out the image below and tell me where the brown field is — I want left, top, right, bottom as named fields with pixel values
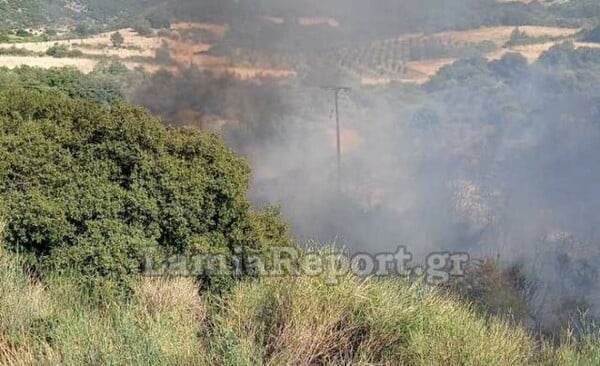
left=405, top=58, right=457, bottom=83
left=0, top=23, right=295, bottom=81
left=0, top=21, right=589, bottom=85
left=489, top=41, right=600, bottom=63
left=0, top=29, right=164, bottom=53
left=434, top=25, right=580, bottom=46
left=170, top=21, right=229, bottom=38
left=0, top=55, right=98, bottom=72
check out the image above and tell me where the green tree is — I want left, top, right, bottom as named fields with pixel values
left=0, top=89, right=290, bottom=292
left=110, top=31, right=125, bottom=48
left=155, top=42, right=172, bottom=64
left=147, top=12, right=171, bottom=29
left=15, top=29, right=31, bottom=37
left=73, top=23, right=90, bottom=44
left=133, top=19, right=153, bottom=36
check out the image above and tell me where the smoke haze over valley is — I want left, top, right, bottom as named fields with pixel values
left=3, top=0, right=600, bottom=343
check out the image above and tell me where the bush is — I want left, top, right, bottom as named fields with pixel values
left=45, top=44, right=84, bottom=58
left=133, top=19, right=153, bottom=36
left=73, top=23, right=90, bottom=39
left=583, top=25, right=600, bottom=43
left=110, top=31, right=125, bottom=48
left=154, top=43, right=172, bottom=65
left=0, top=89, right=290, bottom=292
left=15, top=29, right=31, bottom=37
left=0, top=46, right=39, bottom=57
left=146, top=12, right=171, bottom=29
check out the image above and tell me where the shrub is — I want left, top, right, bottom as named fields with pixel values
left=110, top=31, right=125, bottom=48
left=45, top=44, right=84, bottom=58
left=146, top=12, right=171, bottom=29
left=0, top=47, right=39, bottom=57
left=15, top=29, right=31, bottom=37
left=583, top=25, right=600, bottom=43
left=133, top=19, right=153, bottom=36
left=154, top=43, right=172, bottom=65
left=73, top=23, right=90, bottom=39
left=0, top=89, right=290, bottom=292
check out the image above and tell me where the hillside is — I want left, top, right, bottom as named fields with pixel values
left=0, top=0, right=45, bottom=29
left=1, top=1, right=600, bottom=365
left=1, top=245, right=599, bottom=365
left=0, top=0, right=598, bottom=85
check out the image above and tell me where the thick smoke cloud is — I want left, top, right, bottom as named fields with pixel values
left=127, top=0, right=600, bottom=331
left=237, top=49, right=600, bottom=331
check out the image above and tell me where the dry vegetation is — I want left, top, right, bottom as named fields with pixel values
left=0, top=22, right=295, bottom=80
left=435, top=25, right=579, bottom=45
left=2, top=241, right=599, bottom=365
left=0, top=20, right=589, bottom=85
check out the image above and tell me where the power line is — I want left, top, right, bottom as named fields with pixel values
left=321, top=85, right=351, bottom=193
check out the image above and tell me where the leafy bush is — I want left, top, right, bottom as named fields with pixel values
left=146, top=12, right=172, bottom=29
left=583, top=26, right=600, bottom=43
left=0, top=66, right=125, bottom=104
left=45, top=44, right=84, bottom=58
left=0, top=89, right=290, bottom=291
left=133, top=19, right=153, bottom=36
left=0, top=46, right=39, bottom=57
left=154, top=43, right=172, bottom=65
left=15, top=29, right=31, bottom=37
left=110, top=31, right=125, bottom=48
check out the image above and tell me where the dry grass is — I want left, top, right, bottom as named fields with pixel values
left=405, top=58, right=458, bottom=83
left=171, top=21, right=229, bottom=38
left=137, top=277, right=204, bottom=320
left=0, top=55, right=98, bottom=72
left=0, top=245, right=205, bottom=365
left=0, top=23, right=296, bottom=81
left=435, top=26, right=579, bottom=46
left=0, top=238, right=599, bottom=365
left=204, top=275, right=536, bottom=365
left=487, top=41, right=600, bottom=63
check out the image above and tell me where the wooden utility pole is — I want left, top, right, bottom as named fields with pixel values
left=322, top=86, right=351, bottom=192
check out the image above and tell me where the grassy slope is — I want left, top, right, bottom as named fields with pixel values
left=1, top=238, right=599, bottom=366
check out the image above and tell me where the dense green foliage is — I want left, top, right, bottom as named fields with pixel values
left=45, top=44, right=84, bottom=58
left=0, top=65, right=126, bottom=104
left=0, top=1, right=45, bottom=30
left=0, top=89, right=289, bottom=291
left=583, top=25, right=600, bottom=43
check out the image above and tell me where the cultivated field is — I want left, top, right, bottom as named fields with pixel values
left=0, top=22, right=591, bottom=85
left=0, top=22, right=295, bottom=80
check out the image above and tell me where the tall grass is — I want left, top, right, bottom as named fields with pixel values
left=0, top=245, right=205, bottom=365
left=202, top=276, right=535, bottom=365
left=1, top=238, right=599, bottom=365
